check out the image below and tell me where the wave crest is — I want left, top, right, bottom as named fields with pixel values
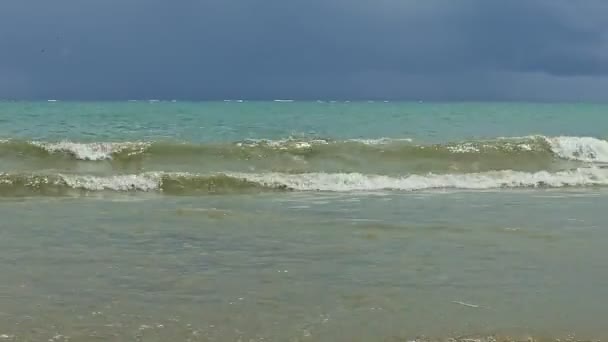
left=0, top=168, right=607, bottom=196
left=30, top=141, right=150, bottom=160
left=543, top=136, right=608, bottom=163
left=234, top=168, right=608, bottom=191
left=1, top=136, right=607, bottom=176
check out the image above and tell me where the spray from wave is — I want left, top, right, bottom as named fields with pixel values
left=29, top=141, right=151, bottom=161
left=542, top=136, right=608, bottom=163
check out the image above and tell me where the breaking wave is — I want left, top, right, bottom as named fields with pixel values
left=30, top=141, right=151, bottom=160
left=0, top=167, right=607, bottom=196
left=0, top=172, right=275, bottom=196
left=2, top=136, right=605, bottom=162
left=543, top=136, right=608, bottom=163
left=1, top=136, right=608, bottom=195
left=233, top=167, right=608, bottom=191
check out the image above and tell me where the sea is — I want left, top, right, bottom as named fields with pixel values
left=0, top=101, right=607, bottom=341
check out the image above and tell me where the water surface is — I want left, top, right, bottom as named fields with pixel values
left=0, top=101, right=607, bottom=341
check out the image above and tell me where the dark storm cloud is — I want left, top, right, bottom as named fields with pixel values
left=0, top=0, right=607, bottom=100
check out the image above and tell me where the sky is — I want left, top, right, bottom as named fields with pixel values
left=1, top=0, right=607, bottom=101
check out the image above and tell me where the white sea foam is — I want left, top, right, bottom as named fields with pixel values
left=445, top=140, right=536, bottom=153
left=236, top=138, right=330, bottom=149
left=60, top=173, right=162, bottom=191
left=32, top=141, right=150, bottom=160
left=543, top=136, right=608, bottom=163
left=237, top=137, right=415, bottom=149
left=234, top=167, right=608, bottom=191
left=3, top=168, right=608, bottom=193
left=16, top=135, right=608, bottom=164
left=348, top=138, right=413, bottom=145
left=446, top=143, right=481, bottom=153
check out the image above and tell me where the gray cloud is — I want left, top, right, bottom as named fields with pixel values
left=0, top=0, right=607, bottom=100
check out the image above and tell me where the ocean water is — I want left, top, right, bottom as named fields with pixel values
left=1, top=101, right=608, bottom=341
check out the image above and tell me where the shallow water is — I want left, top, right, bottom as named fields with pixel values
left=1, top=102, right=608, bottom=340
left=1, top=190, right=608, bottom=341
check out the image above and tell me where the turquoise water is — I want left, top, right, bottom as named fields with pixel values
left=1, top=101, right=608, bottom=341
left=1, top=101, right=607, bottom=143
